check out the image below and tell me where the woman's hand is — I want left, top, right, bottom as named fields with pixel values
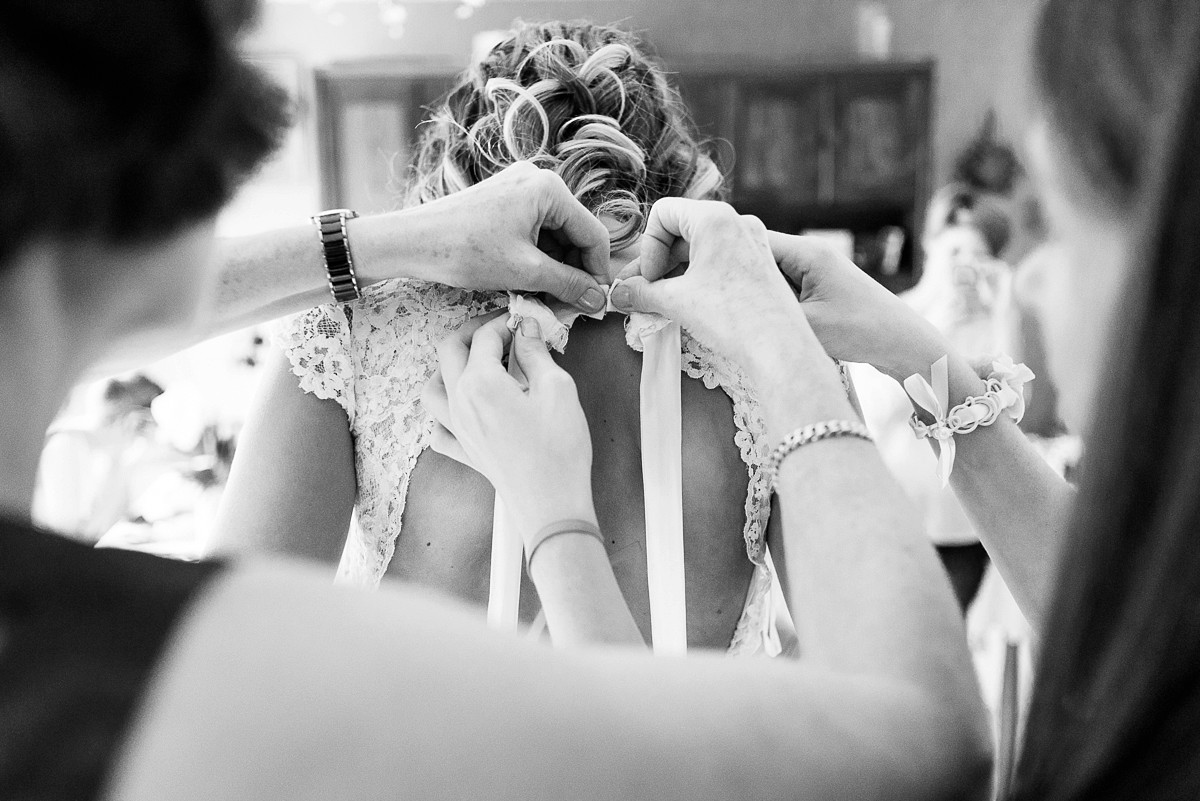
left=422, top=312, right=598, bottom=538
left=764, top=232, right=951, bottom=381
left=608, top=199, right=825, bottom=377
left=424, top=313, right=643, bottom=648
left=611, top=202, right=954, bottom=382
left=607, top=199, right=857, bottom=439
left=355, top=162, right=612, bottom=313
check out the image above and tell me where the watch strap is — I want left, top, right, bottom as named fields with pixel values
left=312, top=208, right=360, bottom=304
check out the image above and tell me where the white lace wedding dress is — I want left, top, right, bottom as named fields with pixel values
left=274, top=277, right=829, bottom=657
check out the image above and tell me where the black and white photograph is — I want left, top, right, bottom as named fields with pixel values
left=0, top=0, right=1193, bottom=798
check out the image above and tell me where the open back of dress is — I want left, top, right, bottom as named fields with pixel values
left=275, top=279, right=855, bottom=656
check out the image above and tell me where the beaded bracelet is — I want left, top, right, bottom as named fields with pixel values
left=765, top=419, right=874, bottom=493
left=904, top=354, right=1034, bottom=486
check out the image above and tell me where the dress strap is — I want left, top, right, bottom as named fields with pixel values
left=638, top=323, right=687, bottom=654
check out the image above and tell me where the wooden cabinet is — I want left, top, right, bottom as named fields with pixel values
left=670, top=59, right=933, bottom=291
left=315, top=57, right=933, bottom=291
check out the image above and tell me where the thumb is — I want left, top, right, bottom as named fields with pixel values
left=512, top=317, right=563, bottom=385
left=612, top=257, right=643, bottom=283
left=608, top=276, right=677, bottom=317
left=525, top=251, right=608, bottom=315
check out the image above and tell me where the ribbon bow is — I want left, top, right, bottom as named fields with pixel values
left=903, top=354, right=957, bottom=487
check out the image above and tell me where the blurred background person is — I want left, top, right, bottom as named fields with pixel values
left=34, top=374, right=180, bottom=542
left=33, top=329, right=268, bottom=559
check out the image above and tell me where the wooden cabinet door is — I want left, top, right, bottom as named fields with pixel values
left=674, top=73, right=823, bottom=213
left=733, top=81, right=823, bottom=208
left=832, top=73, right=928, bottom=204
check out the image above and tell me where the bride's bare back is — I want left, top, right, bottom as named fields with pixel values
left=395, top=313, right=756, bottom=650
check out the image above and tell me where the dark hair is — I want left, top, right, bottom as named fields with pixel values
left=1012, top=1, right=1200, bottom=799
left=923, top=182, right=1012, bottom=258
left=0, top=0, right=289, bottom=268
left=407, top=20, right=723, bottom=251
left=952, top=110, right=1023, bottom=196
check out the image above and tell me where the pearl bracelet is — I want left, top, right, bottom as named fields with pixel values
left=765, top=420, right=874, bottom=493
left=904, top=355, right=1035, bottom=486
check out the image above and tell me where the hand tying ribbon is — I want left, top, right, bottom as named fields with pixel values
left=904, top=354, right=1035, bottom=487
left=505, top=283, right=672, bottom=353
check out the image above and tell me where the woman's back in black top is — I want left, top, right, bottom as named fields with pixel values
left=0, top=519, right=220, bottom=800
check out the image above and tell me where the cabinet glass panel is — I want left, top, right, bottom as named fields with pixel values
left=834, top=78, right=917, bottom=203
left=737, top=89, right=820, bottom=203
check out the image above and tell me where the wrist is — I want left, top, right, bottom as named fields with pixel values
left=903, top=353, right=989, bottom=421
left=504, top=486, right=599, bottom=545
left=343, top=207, right=434, bottom=287
left=525, top=519, right=608, bottom=580
left=745, top=330, right=860, bottom=443
left=903, top=355, right=1032, bottom=485
left=876, top=323, right=956, bottom=383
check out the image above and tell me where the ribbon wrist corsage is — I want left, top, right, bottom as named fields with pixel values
left=903, top=354, right=1035, bottom=486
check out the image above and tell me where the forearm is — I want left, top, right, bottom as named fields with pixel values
left=202, top=224, right=331, bottom=340
left=528, top=532, right=646, bottom=648
left=950, top=419, right=1074, bottom=626
left=202, top=209, right=446, bottom=342
left=748, top=336, right=982, bottom=711
left=885, top=345, right=1075, bottom=627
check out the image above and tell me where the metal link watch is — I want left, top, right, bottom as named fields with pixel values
left=312, top=208, right=361, bottom=303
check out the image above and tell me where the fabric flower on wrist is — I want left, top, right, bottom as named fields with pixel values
left=987, top=355, right=1035, bottom=422
left=905, top=354, right=1035, bottom=486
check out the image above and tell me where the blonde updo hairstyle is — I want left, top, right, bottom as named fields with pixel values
left=408, top=20, right=724, bottom=251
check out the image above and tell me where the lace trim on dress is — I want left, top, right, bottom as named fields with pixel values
left=728, top=564, right=779, bottom=656
left=271, top=304, right=357, bottom=426
left=678, top=332, right=781, bottom=656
